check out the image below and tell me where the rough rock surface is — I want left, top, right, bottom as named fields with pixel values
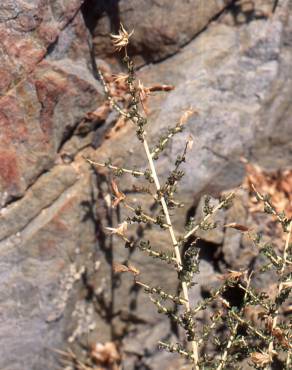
left=93, top=0, right=292, bottom=202
left=0, top=165, right=98, bottom=370
left=88, top=0, right=233, bottom=65
left=0, top=0, right=84, bottom=97
left=0, top=0, right=292, bottom=369
left=0, top=1, right=103, bottom=369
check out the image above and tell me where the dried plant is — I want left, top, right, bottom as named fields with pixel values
left=86, top=25, right=292, bottom=370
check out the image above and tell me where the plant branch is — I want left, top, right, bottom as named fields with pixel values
left=266, top=220, right=291, bottom=362
left=142, top=133, right=199, bottom=367
left=183, top=192, right=235, bottom=241
left=86, top=158, right=145, bottom=177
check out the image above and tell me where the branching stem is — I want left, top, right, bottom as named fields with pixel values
left=142, top=134, right=200, bottom=367
left=183, top=192, right=235, bottom=241
left=85, top=158, right=145, bottom=177
left=266, top=221, right=291, bottom=364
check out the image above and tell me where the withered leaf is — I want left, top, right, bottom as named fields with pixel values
left=113, top=262, right=140, bottom=276
left=250, top=352, right=271, bottom=366
left=224, top=223, right=249, bottom=232
left=111, top=179, right=126, bottom=208
left=113, top=263, right=129, bottom=274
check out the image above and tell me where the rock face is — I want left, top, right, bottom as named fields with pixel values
left=0, top=0, right=292, bottom=369
left=94, top=0, right=292, bottom=202
left=0, top=1, right=103, bottom=369
left=88, top=0, right=233, bottom=65
left=0, top=166, right=98, bottom=370
left=0, top=0, right=84, bottom=97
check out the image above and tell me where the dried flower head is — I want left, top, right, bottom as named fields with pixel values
left=110, top=23, right=133, bottom=51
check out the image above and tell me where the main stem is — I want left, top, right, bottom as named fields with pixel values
left=143, top=135, right=199, bottom=368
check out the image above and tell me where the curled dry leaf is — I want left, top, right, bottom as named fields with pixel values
left=271, top=327, right=291, bottom=349
left=113, top=262, right=140, bottom=276
left=138, top=80, right=151, bottom=114
left=187, top=135, right=194, bottom=150
left=111, top=179, right=126, bottom=208
left=250, top=351, right=272, bottom=366
left=179, top=108, right=197, bottom=126
left=244, top=162, right=292, bottom=217
left=266, top=316, right=273, bottom=332
left=220, top=270, right=245, bottom=281
left=148, top=84, right=175, bottom=92
left=224, top=223, right=249, bottom=232
left=113, top=262, right=130, bottom=274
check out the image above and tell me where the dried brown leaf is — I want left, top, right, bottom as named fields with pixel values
left=220, top=270, right=245, bottom=281
left=148, top=84, right=175, bottom=92
left=250, top=352, right=271, bottom=366
left=244, top=162, right=292, bottom=217
left=224, top=223, right=249, bottom=232
left=111, top=180, right=126, bottom=208
left=187, top=135, right=194, bottom=150
left=179, top=108, right=197, bottom=126
left=113, top=263, right=129, bottom=274
left=272, top=327, right=291, bottom=349
left=137, top=80, right=151, bottom=115
left=113, top=261, right=140, bottom=276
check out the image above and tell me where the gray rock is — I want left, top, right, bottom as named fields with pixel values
left=89, top=0, right=232, bottom=65
left=0, top=166, right=99, bottom=370
left=93, top=0, right=292, bottom=203
left=0, top=2, right=105, bottom=369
